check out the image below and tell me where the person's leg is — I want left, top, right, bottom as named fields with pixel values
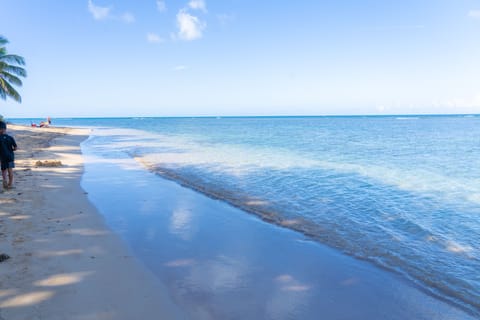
left=7, top=167, right=13, bottom=188
left=1, top=168, right=7, bottom=189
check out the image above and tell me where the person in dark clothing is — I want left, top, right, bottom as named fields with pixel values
left=0, top=122, right=17, bottom=189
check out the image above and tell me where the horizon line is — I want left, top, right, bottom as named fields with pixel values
left=8, top=113, right=480, bottom=120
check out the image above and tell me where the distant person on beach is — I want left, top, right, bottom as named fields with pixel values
left=40, top=117, right=51, bottom=127
left=0, top=122, right=18, bottom=189
left=31, top=117, right=51, bottom=128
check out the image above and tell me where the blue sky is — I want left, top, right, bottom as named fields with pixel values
left=1, top=0, right=480, bottom=117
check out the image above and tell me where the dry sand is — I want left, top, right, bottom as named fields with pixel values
left=0, top=125, right=184, bottom=320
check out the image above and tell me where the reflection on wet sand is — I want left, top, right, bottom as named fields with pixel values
left=164, top=259, right=196, bottom=267
left=169, top=205, right=194, bottom=241
left=0, top=291, right=55, bottom=308
left=267, top=275, right=312, bottom=320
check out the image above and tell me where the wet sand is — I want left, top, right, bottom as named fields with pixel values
left=0, top=125, right=184, bottom=320
left=81, top=131, right=477, bottom=320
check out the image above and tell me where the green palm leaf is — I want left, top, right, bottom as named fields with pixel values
left=0, top=78, right=21, bottom=102
left=0, top=54, right=26, bottom=66
left=1, top=71, right=23, bottom=87
left=0, top=63, right=27, bottom=77
left=0, top=35, right=26, bottom=103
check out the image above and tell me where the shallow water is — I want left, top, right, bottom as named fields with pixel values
left=80, top=143, right=475, bottom=319
left=24, top=115, right=480, bottom=316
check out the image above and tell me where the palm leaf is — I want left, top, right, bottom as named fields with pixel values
left=0, top=54, right=26, bottom=66
left=0, top=36, right=8, bottom=56
left=0, top=80, right=6, bottom=100
left=0, top=71, right=23, bottom=86
left=0, top=78, right=21, bottom=102
left=0, top=36, right=26, bottom=103
left=0, top=63, right=27, bottom=77
left=0, top=36, right=8, bottom=46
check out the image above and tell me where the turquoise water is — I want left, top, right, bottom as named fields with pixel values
left=16, top=116, right=480, bottom=315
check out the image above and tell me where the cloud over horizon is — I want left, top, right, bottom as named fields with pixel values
left=188, top=0, right=207, bottom=12
left=176, top=9, right=206, bottom=40
left=87, top=0, right=134, bottom=23
left=173, top=65, right=188, bottom=71
left=147, top=32, right=164, bottom=43
left=88, top=0, right=208, bottom=41
left=88, top=0, right=111, bottom=20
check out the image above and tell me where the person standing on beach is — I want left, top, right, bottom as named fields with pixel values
left=0, top=121, right=17, bottom=189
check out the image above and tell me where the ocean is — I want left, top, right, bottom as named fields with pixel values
left=15, top=115, right=480, bottom=316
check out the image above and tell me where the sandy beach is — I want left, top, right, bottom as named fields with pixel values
left=0, top=125, right=184, bottom=320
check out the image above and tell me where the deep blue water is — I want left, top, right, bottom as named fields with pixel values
left=13, top=115, right=480, bottom=315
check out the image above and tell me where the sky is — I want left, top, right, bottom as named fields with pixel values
left=1, top=0, right=480, bottom=117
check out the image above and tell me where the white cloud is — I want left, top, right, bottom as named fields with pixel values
left=156, top=0, right=167, bottom=12
left=376, top=105, right=386, bottom=113
left=147, top=33, right=164, bottom=43
left=188, top=0, right=207, bottom=12
left=88, top=1, right=134, bottom=23
left=173, top=65, right=188, bottom=71
left=88, top=0, right=111, bottom=20
left=445, top=94, right=480, bottom=108
left=120, top=12, right=135, bottom=23
left=468, top=10, right=480, bottom=18
left=176, top=10, right=206, bottom=40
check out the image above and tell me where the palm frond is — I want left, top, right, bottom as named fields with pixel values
left=0, top=36, right=26, bottom=103
left=0, top=54, right=26, bottom=66
left=0, top=36, right=8, bottom=56
left=0, top=79, right=6, bottom=100
left=0, top=78, right=21, bottom=102
left=0, top=64, right=27, bottom=77
left=0, top=71, right=23, bottom=86
left=0, top=36, right=8, bottom=46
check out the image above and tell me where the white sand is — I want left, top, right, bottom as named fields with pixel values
left=0, top=125, right=185, bottom=320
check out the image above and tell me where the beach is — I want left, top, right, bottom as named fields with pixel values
left=0, top=121, right=477, bottom=320
left=3, top=0, right=479, bottom=317
left=0, top=125, right=184, bottom=320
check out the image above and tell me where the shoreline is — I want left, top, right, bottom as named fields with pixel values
left=135, top=156, right=478, bottom=316
left=138, top=163, right=477, bottom=317
left=0, top=125, right=184, bottom=320
left=82, top=126, right=476, bottom=319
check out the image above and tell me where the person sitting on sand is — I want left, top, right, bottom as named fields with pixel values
left=0, top=122, right=18, bottom=189
left=39, top=117, right=51, bottom=128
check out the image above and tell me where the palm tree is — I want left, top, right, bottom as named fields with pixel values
left=0, top=36, right=26, bottom=103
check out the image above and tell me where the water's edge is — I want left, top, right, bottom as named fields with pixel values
left=134, top=157, right=478, bottom=318
left=63, top=116, right=480, bottom=318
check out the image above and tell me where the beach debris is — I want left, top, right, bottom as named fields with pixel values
left=0, top=253, right=10, bottom=262
left=35, top=160, right=62, bottom=167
